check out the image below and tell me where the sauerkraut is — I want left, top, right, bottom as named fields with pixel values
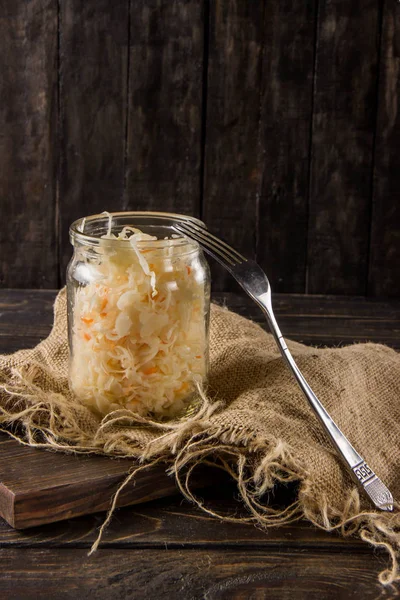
left=69, top=225, right=207, bottom=419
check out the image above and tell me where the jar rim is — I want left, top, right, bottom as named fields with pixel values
left=69, top=211, right=205, bottom=251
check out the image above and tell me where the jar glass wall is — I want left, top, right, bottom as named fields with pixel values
left=66, top=212, right=211, bottom=420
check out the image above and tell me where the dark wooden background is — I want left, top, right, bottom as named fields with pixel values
left=0, top=0, right=399, bottom=296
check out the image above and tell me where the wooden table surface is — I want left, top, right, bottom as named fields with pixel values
left=0, top=289, right=399, bottom=600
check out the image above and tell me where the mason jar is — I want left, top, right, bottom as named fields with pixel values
left=66, top=211, right=211, bottom=420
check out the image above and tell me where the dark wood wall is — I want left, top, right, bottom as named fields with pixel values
left=0, top=0, right=399, bottom=296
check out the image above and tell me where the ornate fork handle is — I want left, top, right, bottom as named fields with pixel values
left=258, top=289, right=393, bottom=512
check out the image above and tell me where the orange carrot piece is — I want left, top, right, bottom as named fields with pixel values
left=83, top=333, right=91, bottom=341
left=176, top=382, right=189, bottom=394
left=81, top=316, right=93, bottom=325
left=186, top=266, right=191, bottom=275
left=143, top=366, right=158, bottom=375
left=100, top=298, right=108, bottom=311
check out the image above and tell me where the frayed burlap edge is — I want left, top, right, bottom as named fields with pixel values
left=0, top=374, right=399, bottom=589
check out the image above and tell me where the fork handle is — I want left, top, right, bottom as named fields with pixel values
left=257, top=298, right=393, bottom=511
left=265, top=308, right=362, bottom=467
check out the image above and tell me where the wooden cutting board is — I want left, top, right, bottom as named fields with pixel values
left=0, top=432, right=200, bottom=529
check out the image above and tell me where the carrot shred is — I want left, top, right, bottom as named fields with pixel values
left=195, top=355, right=202, bottom=359
left=100, top=298, right=108, bottom=311
left=83, top=333, right=91, bottom=341
left=176, top=382, right=189, bottom=393
left=143, top=366, right=158, bottom=375
left=186, top=266, right=191, bottom=275
left=81, top=316, right=93, bottom=325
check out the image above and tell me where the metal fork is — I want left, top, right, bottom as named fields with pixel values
left=173, top=220, right=394, bottom=512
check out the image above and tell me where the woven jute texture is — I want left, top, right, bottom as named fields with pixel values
left=0, top=289, right=399, bottom=585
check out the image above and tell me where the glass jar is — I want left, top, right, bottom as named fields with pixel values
left=66, top=211, right=211, bottom=420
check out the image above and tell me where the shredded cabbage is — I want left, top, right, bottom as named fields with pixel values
left=70, top=226, right=207, bottom=419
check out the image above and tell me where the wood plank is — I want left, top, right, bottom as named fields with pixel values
left=369, top=0, right=400, bottom=297
left=257, top=1, right=316, bottom=293
left=202, top=0, right=264, bottom=291
left=59, top=0, right=129, bottom=280
left=125, top=0, right=203, bottom=215
left=0, top=289, right=57, bottom=352
left=0, top=433, right=183, bottom=529
left=0, top=548, right=388, bottom=599
left=307, top=0, right=380, bottom=295
left=0, top=290, right=399, bottom=352
left=0, top=490, right=368, bottom=550
left=213, top=293, right=400, bottom=350
left=0, top=0, right=58, bottom=289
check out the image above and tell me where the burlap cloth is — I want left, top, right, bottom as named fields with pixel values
left=0, top=289, right=399, bottom=585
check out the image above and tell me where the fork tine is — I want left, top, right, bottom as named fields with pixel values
left=174, top=223, right=238, bottom=266
left=174, top=221, right=247, bottom=265
left=178, top=220, right=247, bottom=263
left=174, top=223, right=241, bottom=266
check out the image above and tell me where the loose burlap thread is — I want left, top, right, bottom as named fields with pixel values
left=0, top=289, right=399, bottom=586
